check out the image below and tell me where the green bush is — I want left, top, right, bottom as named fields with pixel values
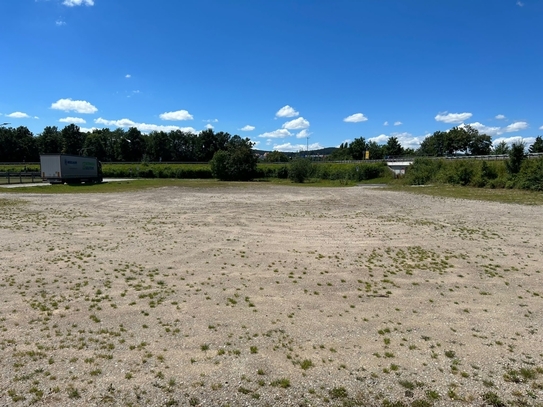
left=101, top=163, right=212, bottom=179
left=311, top=163, right=386, bottom=181
left=506, top=141, right=526, bottom=175
left=514, top=156, right=543, bottom=191
left=404, top=158, right=510, bottom=188
left=440, top=161, right=475, bottom=186
left=289, top=158, right=313, bottom=183
left=210, top=147, right=257, bottom=181
left=256, top=164, right=289, bottom=179
left=404, top=158, right=441, bottom=185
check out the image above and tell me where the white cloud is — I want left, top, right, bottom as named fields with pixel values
left=272, top=142, right=324, bottom=152
left=462, top=122, right=501, bottom=136
left=240, top=125, right=255, bottom=131
left=125, top=74, right=131, bottom=78
left=203, top=118, right=218, bottom=123
left=394, top=121, right=402, bottom=126
left=282, top=117, right=310, bottom=130
left=257, top=129, right=291, bottom=139
left=59, top=117, right=86, bottom=124
left=391, top=132, right=425, bottom=150
left=62, top=0, right=94, bottom=6
left=295, top=129, right=312, bottom=139
left=383, top=121, right=389, bottom=126
left=492, top=136, right=533, bottom=147
left=7, top=112, right=30, bottom=119
left=540, top=125, right=543, bottom=130
left=95, top=118, right=137, bottom=127
left=80, top=127, right=98, bottom=133
left=495, top=114, right=506, bottom=120
left=502, top=121, right=528, bottom=133
left=159, top=110, right=193, bottom=121
left=275, top=105, right=299, bottom=118
left=368, top=134, right=389, bottom=144
left=51, top=98, right=97, bottom=114
left=205, top=123, right=214, bottom=130
left=55, top=20, right=66, bottom=26
left=94, top=117, right=196, bottom=133
left=516, top=1, right=524, bottom=6
left=435, top=111, right=472, bottom=123
left=343, top=113, right=368, bottom=123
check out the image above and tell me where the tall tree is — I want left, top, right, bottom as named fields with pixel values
left=506, top=141, right=526, bottom=175
left=529, top=136, right=543, bottom=153
left=447, top=126, right=472, bottom=154
left=0, top=126, right=37, bottom=161
left=384, top=136, right=404, bottom=157
left=468, top=133, right=492, bottom=155
left=16, top=126, right=38, bottom=161
left=146, top=131, right=171, bottom=161
left=122, top=127, right=145, bottom=161
left=492, top=140, right=510, bottom=155
left=197, top=129, right=230, bottom=161
left=418, top=131, right=447, bottom=156
left=61, top=124, right=85, bottom=155
left=366, top=141, right=384, bottom=160
left=349, top=137, right=366, bottom=160
left=83, top=130, right=108, bottom=161
left=37, top=126, right=63, bottom=154
left=170, top=130, right=198, bottom=161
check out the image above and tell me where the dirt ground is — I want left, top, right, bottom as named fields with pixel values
left=0, top=185, right=542, bottom=406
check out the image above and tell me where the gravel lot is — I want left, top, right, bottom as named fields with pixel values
left=1, top=185, right=542, bottom=406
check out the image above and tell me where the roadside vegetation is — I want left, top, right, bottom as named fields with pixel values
left=401, top=147, right=543, bottom=191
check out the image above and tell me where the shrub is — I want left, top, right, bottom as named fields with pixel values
left=210, top=145, right=258, bottom=181
left=101, top=163, right=212, bottom=179
left=515, top=156, right=543, bottom=191
left=506, top=141, right=526, bottom=175
left=289, top=158, right=313, bottom=183
left=404, top=158, right=441, bottom=185
left=256, top=164, right=289, bottom=179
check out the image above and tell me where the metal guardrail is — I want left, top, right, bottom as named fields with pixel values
left=0, top=172, right=42, bottom=185
left=395, top=153, right=543, bottom=161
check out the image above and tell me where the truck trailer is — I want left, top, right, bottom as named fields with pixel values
left=40, top=154, right=103, bottom=184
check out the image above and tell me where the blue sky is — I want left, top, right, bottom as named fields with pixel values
left=1, top=0, right=542, bottom=152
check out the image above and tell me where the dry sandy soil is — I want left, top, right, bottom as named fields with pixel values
left=0, top=185, right=542, bottom=407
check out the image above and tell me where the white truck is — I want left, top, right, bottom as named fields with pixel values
left=40, top=154, right=103, bottom=184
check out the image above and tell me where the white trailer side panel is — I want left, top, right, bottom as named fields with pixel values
left=59, top=156, right=98, bottom=179
left=40, top=154, right=100, bottom=182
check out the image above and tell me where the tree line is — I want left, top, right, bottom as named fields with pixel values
left=329, top=125, right=543, bottom=161
left=0, top=123, right=542, bottom=163
left=0, top=124, right=252, bottom=163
